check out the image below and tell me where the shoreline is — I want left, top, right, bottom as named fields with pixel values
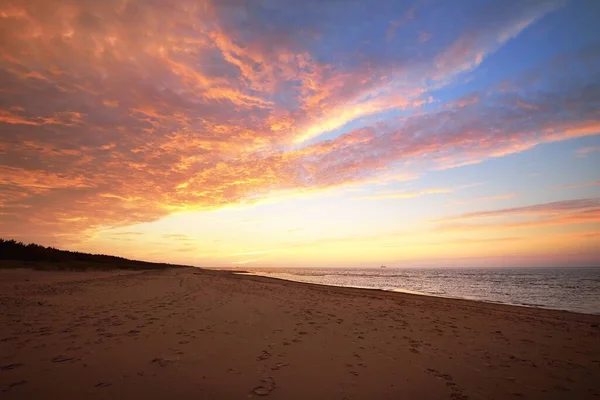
left=234, top=269, right=600, bottom=320
left=2, top=264, right=599, bottom=399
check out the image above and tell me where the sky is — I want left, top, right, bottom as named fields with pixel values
left=0, top=0, right=599, bottom=268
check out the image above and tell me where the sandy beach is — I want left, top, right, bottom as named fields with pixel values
left=1, top=265, right=599, bottom=399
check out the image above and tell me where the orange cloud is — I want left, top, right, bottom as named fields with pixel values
left=0, top=109, right=40, bottom=125
left=436, top=199, right=600, bottom=221
left=434, top=199, right=600, bottom=232
left=0, top=166, right=92, bottom=193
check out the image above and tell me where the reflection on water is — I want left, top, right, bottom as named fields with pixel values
left=244, top=266, right=600, bottom=315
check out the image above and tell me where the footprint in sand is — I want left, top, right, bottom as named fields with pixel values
left=0, top=363, right=22, bottom=371
left=2, top=380, right=28, bottom=393
left=425, top=368, right=468, bottom=400
left=270, top=362, right=289, bottom=371
left=51, top=355, right=78, bottom=363
left=151, top=357, right=174, bottom=367
left=250, top=377, right=276, bottom=396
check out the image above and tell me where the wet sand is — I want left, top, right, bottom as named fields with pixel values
left=1, top=265, right=599, bottom=399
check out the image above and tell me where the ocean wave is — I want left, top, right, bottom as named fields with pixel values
left=244, top=266, right=600, bottom=315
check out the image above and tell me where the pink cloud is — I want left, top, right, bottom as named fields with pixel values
left=417, top=31, right=432, bottom=43
left=435, top=198, right=600, bottom=222
left=552, top=181, right=600, bottom=190
left=433, top=199, right=600, bottom=232
left=576, top=146, right=600, bottom=157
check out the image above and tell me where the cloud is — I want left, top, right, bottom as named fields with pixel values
left=0, top=166, right=92, bottom=193
left=450, top=193, right=516, bottom=205
left=162, top=234, right=194, bottom=241
left=175, top=246, right=197, bottom=253
left=417, top=31, right=432, bottom=43
left=386, top=4, right=418, bottom=41
left=443, top=209, right=600, bottom=232
left=357, top=183, right=480, bottom=200
left=0, top=0, right=597, bottom=246
left=359, top=188, right=452, bottom=200
left=435, top=198, right=600, bottom=222
left=574, top=231, right=600, bottom=239
left=403, top=236, right=523, bottom=247
left=576, top=146, right=600, bottom=157
left=434, top=198, right=600, bottom=231
left=432, top=0, right=563, bottom=80
left=551, top=181, right=600, bottom=190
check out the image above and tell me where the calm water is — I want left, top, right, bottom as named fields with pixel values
left=243, top=267, right=600, bottom=315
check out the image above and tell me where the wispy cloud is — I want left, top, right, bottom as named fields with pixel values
left=551, top=181, right=600, bottom=190
left=450, top=193, right=516, bottom=205
left=162, top=234, right=194, bottom=241
left=393, top=236, right=523, bottom=247
left=439, top=209, right=600, bottom=232
left=386, top=4, right=418, bottom=41
left=434, top=198, right=600, bottom=232
left=576, top=146, right=600, bottom=157
left=358, top=188, right=452, bottom=200
left=417, top=31, right=432, bottom=43
left=357, top=182, right=482, bottom=200
left=432, top=0, right=563, bottom=81
left=435, top=198, right=600, bottom=222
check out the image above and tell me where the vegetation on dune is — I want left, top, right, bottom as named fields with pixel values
left=0, top=238, right=188, bottom=270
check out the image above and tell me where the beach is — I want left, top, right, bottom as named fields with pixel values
left=1, top=265, right=599, bottom=399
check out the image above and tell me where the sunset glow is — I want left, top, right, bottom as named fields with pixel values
left=1, top=0, right=599, bottom=267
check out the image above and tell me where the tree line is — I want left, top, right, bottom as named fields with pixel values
left=0, top=238, right=185, bottom=269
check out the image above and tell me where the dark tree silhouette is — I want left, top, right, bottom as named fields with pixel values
left=0, top=238, right=187, bottom=270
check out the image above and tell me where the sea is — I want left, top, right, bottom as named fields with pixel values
left=242, top=266, right=600, bottom=315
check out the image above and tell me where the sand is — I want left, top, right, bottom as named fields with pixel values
left=1, top=265, right=599, bottom=399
